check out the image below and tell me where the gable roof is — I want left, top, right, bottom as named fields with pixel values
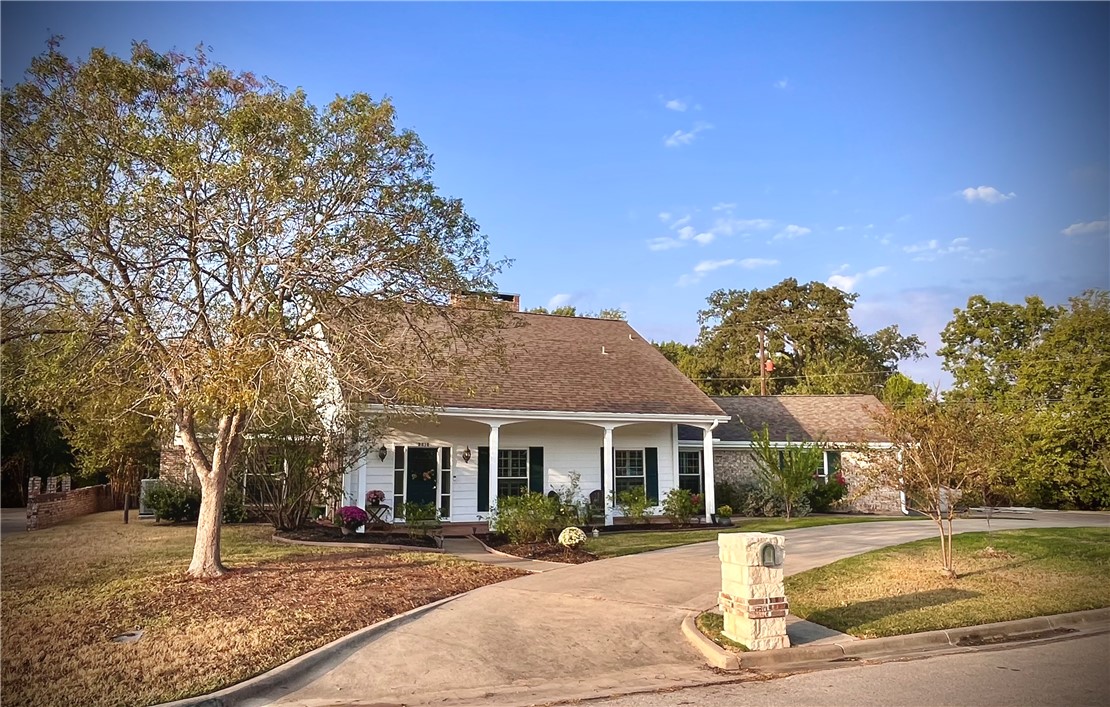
left=679, top=394, right=888, bottom=443
left=452, top=312, right=726, bottom=416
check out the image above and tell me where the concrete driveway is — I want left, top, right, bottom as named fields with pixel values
left=0, top=508, right=27, bottom=538
left=267, top=512, right=1109, bottom=707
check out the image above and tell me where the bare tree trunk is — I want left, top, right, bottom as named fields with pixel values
left=189, top=470, right=228, bottom=577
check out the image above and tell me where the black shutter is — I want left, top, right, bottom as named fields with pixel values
left=645, top=447, right=659, bottom=503
left=528, top=447, right=544, bottom=493
left=394, top=446, right=405, bottom=469
left=477, top=446, right=490, bottom=512
left=441, top=447, right=451, bottom=470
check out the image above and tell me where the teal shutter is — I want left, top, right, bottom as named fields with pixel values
left=645, top=447, right=659, bottom=503
left=528, top=447, right=544, bottom=493
left=477, top=446, right=490, bottom=512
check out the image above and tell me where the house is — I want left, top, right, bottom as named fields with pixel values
left=679, top=395, right=905, bottom=515
left=334, top=294, right=730, bottom=525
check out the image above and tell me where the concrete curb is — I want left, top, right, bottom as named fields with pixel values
left=153, top=592, right=469, bottom=707
left=270, top=534, right=444, bottom=553
left=682, top=607, right=1110, bottom=672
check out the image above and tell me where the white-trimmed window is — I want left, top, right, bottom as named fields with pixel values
left=497, top=449, right=529, bottom=497
left=821, top=450, right=842, bottom=484
left=678, top=450, right=702, bottom=494
left=614, top=449, right=645, bottom=494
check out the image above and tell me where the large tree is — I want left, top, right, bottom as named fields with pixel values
left=680, top=278, right=924, bottom=395
left=2, top=41, right=505, bottom=576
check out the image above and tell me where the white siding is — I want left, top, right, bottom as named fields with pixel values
left=341, top=418, right=676, bottom=522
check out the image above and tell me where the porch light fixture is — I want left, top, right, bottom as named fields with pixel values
left=377, top=446, right=388, bottom=462
left=462, top=446, right=472, bottom=463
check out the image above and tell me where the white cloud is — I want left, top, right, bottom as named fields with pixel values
left=774, top=78, right=789, bottom=90
left=692, top=231, right=715, bottom=245
left=658, top=212, right=672, bottom=223
left=712, top=202, right=736, bottom=211
left=773, top=224, right=812, bottom=241
left=547, top=293, right=572, bottom=309
left=675, top=225, right=697, bottom=240
left=896, top=214, right=912, bottom=223
left=664, top=122, right=712, bottom=148
left=648, top=237, right=684, bottom=251
left=902, top=236, right=993, bottom=262
left=835, top=225, right=848, bottom=232
left=677, top=257, right=778, bottom=286
left=961, top=185, right=1016, bottom=204
left=664, top=98, right=687, bottom=112
left=826, top=264, right=889, bottom=292
left=1061, top=219, right=1108, bottom=237
left=669, top=214, right=692, bottom=230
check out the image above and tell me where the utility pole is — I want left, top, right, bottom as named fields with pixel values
left=758, top=329, right=768, bottom=396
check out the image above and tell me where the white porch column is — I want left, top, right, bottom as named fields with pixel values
left=703, top=426, right=716, bottom=523
left=357, top=454, right=368, bottom=509
left=603, top=425, right=615, bottom=525
left=488, top=423, right=501, bottom=515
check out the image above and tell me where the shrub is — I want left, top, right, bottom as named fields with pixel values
left=491, top=492, right=558, bottom=544
left=145, top=479, right=246, bottom=523
left=661, top=488, right=700, bottom=526
left=399, top=501, right=440, bottom=538
left=714, top=479, right=746, bottom=514
left=806, top=472, right=848, bottom=513
left=145, top=480, right=201, bottom=522
left=716, top=504, right=733, bottom=517
left=737, top=483, right=811, bottom=518
left=611, top=486, right=653, bottom=524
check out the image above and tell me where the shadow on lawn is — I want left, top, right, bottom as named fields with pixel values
left=805, top=587, right=982, bottom=630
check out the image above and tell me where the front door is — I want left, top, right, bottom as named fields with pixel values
left=406, top=447, right=438, bottom=506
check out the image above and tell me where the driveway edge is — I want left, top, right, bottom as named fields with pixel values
left=683, top=607, right=1110, bottom=671
left=152, top=592, right=467, bottom=707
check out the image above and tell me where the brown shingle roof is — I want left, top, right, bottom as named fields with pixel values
left=679, top=395, right=888, bottom=443
left=381, top=310, right=726, bottom=417
left=442, top=313, right=725, bottom=416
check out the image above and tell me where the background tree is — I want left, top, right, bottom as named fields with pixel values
left=666, top=279, right=925, bottom=395
left=938, top=291, right=1109, bottom=509
left=524, top=305, right=626, bottom=319
left=3, top=41, right=505, bottom=577
left=749, top=425, right=823, bottom=520
left=862, top=398, right=1016, bottom=578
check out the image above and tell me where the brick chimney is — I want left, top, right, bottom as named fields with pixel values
left=450, top=291, right=520, bottom=312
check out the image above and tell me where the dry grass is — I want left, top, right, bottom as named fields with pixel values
left=1, top=512, right=524, bottom=707
left=786, top=527, right=1110, bottom=638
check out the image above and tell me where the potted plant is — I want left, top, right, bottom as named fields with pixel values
left=365, top=489, right=386, bottom=507
left=337, top=505, right=369, bottom=535
left=714, top=504, right=734, bottom=526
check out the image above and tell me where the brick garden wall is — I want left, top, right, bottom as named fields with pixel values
left=158, top=444, right=195, bottom=483
left=26, top=476, right=119, bottom=530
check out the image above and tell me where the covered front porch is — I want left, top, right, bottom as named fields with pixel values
left=347, top=408, right=728, bottom=525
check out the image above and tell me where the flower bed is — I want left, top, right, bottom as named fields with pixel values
left=478, top=534, right=598, bottom=564
left=278, top=525, right=439, bottom=549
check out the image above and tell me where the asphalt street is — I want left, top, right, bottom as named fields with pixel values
left=589, top=633, right=1110, bottom=707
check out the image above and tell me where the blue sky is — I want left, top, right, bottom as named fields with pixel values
left=4, top=2, right=1108, bottom=388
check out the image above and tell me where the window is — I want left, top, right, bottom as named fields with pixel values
left=822, top=450, right=842, bottom=484
left=497, top=449, right=529, bottom=497
left=678, top=450, right=702, bottom=494
left=614, top=449, right=645, bottom=494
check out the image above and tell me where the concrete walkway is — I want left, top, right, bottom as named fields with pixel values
left=267, top=512, right=1109, bottom=707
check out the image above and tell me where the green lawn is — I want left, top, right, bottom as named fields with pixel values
left=786, top=527, right=1110, bottom=638
left=585, top=514, right=926, bottom=558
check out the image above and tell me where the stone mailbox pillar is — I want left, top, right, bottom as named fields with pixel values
left=717, top=532, right=789, bottom=651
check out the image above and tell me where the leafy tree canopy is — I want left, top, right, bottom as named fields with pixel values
left=525, top=305, right=626, bottom=320
left=2, top=40, right=505, bottom=575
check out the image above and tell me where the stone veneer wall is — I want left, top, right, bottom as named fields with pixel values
left=26, top=476, right=118, bottom=530
left=713, top=448, right=903, bottom=516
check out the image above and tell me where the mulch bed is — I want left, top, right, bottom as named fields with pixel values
left=479, top=535, right=598, bottom=564
left=278, top=524, right=439, bottom=549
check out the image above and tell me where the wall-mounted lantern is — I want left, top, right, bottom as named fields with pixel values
left=377, top=446, right=388, bottom=462
left=461, top=446, right=472, bottom=463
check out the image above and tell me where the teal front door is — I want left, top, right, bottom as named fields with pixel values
left=406, top=447, right=438, bottom=506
